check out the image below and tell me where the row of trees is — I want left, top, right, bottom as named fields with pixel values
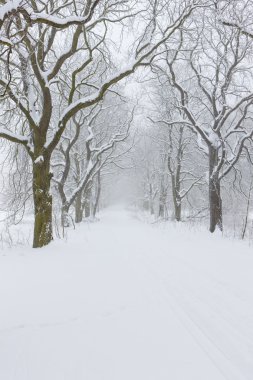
left=1, top=0, right=253, bottom=246
left=135, top=1, right=253, bottom=235
left=0, top=0, right=203, bottom=247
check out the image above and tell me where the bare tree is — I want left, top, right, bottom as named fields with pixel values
left=0, top=0, right=201, bottom=247
left=148, top=80, right=206, bottom=222
left=153, top=11, right=253, bottom=232
left=53, top=102, right=132, bottom=227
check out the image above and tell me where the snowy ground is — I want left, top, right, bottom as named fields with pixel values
left=0, top=207, right=253, bottom=380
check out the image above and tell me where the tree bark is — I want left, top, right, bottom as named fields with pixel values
left=75, top=192, right=84, bottom=223
left=84, top=201, right=91, bottom=218
left=83, top=185, right=92, bottom=219
left=175, top=202, right=181, bottom=222
left=158, top=174, right=167, bottom=219
left=61, top=203, right=70, bottom=228
left=92, top=171, right=101, bottom=218
left=32, top=157, right=53, bottom=248
left=209, top=146, right=222, bottom=233
left=171, top=174, right=182, bottom=222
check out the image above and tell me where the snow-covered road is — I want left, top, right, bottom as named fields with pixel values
left=0, top=208, right=253, bottom=380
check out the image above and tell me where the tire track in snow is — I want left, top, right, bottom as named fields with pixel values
left=137, top=255, right=248, bottom=380
left=152, top=249, right=253, bottom=365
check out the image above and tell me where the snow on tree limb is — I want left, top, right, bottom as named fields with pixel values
left=46, top=2, right=198, bottom=153
left=0, top=126, right=33, bottom=151
left=0, top=0, right=23, bottom=21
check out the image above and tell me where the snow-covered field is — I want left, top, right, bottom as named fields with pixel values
left=0, top=208, right=253, bottom=380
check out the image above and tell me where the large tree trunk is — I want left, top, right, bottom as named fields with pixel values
left=175, top=201, right=181, bottom=222
left=92, top=171, right=101, bottom=218
left=84, top=186, right=92, bottom=219
left=84, top=201, right=91, bottom=218
left=61, top=203, right=70, bottom=228
left=172, top=195, right=182, bottom=222
left=158, top=175, right=167, bottom=219
left=209, top=146, right=222, bottom=233
left=171, top=175, right=182, bottom=222
left=33, top=157, right=53, bottom=248
left=75, top=192, right=84, bottom=223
